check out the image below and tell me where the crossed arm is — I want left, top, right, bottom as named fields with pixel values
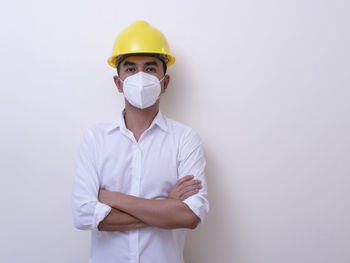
left=97, top=175, right=202, bottom=231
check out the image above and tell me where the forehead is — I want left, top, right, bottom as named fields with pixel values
left=120, top=56, right=162, bottom=66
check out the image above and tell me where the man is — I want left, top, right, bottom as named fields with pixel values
left=72, top=21, right=209, bottom=263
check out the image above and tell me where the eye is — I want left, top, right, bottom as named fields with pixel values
left=125, top=67, right=136, bottom=72
left=146, top=67, right=157, bottom=73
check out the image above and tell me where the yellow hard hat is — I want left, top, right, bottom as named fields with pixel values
left=107, top=21, right=176, bottom=68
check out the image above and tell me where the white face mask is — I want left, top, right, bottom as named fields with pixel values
left=119, top=72, right=165, bottom=109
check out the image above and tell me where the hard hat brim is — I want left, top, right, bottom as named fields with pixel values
left=108, top=52, right=175, bottom=68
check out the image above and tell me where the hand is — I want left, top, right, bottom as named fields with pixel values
left=98, top=189, right=116, bottom=207
left=168, top=175, right=202, bottom=201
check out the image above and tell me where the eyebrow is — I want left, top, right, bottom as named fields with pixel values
left=121, top=61, right=159, bottom=67
left=122, top=61, right=136, bottom=67
left=144, top=61, right=158, bottom=67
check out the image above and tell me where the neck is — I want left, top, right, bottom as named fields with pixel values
left=124, top=101, right=160, bottom=141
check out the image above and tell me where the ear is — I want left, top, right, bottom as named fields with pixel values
left=113, top=75, right=123, bottom=93
left=160, top=74, right=170, bottom=94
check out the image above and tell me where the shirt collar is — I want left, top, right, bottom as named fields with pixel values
left=149, top=111, right=169, bottom=133
left=107, top=111, right=125, bottom=132
left=107, top=110, right=169, bottom=133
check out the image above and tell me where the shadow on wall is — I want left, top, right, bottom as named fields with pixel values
left=183, top=145, right=246, bottom=263
left=160, top=51, right=247, bottom=262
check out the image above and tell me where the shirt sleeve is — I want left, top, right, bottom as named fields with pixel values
left=72, top=128, right=112, bottom=230
left=179, top=129, right=210, bottom=224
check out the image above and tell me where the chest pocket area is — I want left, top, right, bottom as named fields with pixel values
left=140, top=149, right=178, bottom=200
left=98, top=152, right=134, bottom=193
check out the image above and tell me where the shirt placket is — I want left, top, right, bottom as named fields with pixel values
left=129, top=141, right=142, bottom=263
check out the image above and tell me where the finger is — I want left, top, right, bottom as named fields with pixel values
left=178, top=184, right=202, bottom=198
left=181, top=183, right=202, bottom=193
left=180, top=189, right=200, bottom=200
left=176, top=175, right=194, bottom=186
left=182, top=179, right=201, bottom=187
left=177, top=179, right=201, bottom=192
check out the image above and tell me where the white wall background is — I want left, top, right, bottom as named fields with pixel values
left=1, top=0, right=349, bottom=262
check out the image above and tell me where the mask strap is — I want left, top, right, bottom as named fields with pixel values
left=159, top=75, right=166, bottom=82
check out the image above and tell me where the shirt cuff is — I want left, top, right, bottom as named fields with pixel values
left=183, top=195, right=209, bottom=225
left=93, top=201, right=112, bottom=230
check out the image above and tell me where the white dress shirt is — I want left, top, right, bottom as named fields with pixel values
left=72, top=111, right=209, bottom=263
